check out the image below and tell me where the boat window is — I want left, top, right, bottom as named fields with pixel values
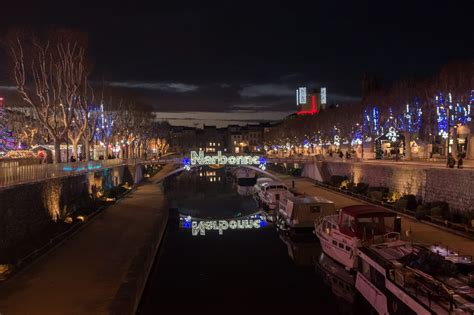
left=370, top=267, right=385, bottom=291
left=332, top=240, right=337, bottom=246
left=338, top=243, right=344, bottom=249
left=356, top=216, right=388, bottom=236
left=340, top=213, right=356, bottom=235
left=345, top=246, right=351, bottom=251
left=359, top=257, right=371, bottom=279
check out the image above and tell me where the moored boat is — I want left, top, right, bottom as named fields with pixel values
left=277, top=195, right=335, bottom=229
left=355, top=241, right=474, bottom=314
left=255, top=181, right=293, bottom=212
left=315, top=205, right=401, bottom=270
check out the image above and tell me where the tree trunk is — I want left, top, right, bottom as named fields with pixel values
left=85, top=141, right=91, bottom=161
left=404, top=131, right=412, bottom=161
left=452, top=127, right=459, bottom=158
left=72, top=140, right=79, bottom=159
left=53, top=137, right=61, bottom=164
left=104, top=139, right=109, bottom=160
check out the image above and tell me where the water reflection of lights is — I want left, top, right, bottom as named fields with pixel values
left=180, top=213, right=267, bottom=236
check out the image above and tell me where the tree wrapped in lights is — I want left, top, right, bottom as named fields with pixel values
left=0, top=97, right=16, bottom=155
left=362, top=107, right=380, bottom=137
left=398, top=97, right=422, bottom=160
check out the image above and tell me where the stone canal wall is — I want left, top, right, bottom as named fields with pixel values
left=0, top=163, right=145, bottom=263
left=302, top=161, right=474, bottom=212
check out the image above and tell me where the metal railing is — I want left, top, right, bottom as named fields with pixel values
left=0, top=159, right=125, bottom=189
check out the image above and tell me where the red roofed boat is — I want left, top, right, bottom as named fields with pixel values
left=315, top=205, right=400, bottom=270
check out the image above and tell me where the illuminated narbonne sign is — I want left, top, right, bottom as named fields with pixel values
left=183, top=151, right=266, bottom=171
left=181, top=215, right=267, bottom=236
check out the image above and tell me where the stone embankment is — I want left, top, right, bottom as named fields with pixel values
left=302, top=160, right=474, bottom=212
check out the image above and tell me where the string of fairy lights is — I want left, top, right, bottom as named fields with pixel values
left=265, top=90, right=473, bottom=153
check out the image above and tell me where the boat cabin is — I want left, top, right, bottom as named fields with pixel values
left=338, top=205, right=398, bottom=239
left=279, top=195, right=336, bottom=228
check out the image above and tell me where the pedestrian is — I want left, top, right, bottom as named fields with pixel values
left=346, top=151, right=351, bottom=159
left=447, top=153, right=455, bottom=168
left=78, top=153, right=83, bottom=161
left=70, top=155, right=76, bottom=163
left=457, top=153, right=464, bottom=169
left=339, top=151, right=343, bottom=159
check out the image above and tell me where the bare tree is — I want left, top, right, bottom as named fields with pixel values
left=5, top=29, right=90, bottom=163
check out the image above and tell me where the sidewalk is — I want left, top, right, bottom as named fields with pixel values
left=276, top=173, right=474, bottom=257
left=0, top=165, right=174, bottom=315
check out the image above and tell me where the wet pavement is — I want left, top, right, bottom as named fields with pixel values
left=138, top=168, right=370, bottom=314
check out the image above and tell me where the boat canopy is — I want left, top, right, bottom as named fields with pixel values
left=338, top=205, right=396, bottom=238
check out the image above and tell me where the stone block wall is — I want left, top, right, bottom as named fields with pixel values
left=0, top=163, right=145, bottom=262
left=302, top=160, right=473, bottom=212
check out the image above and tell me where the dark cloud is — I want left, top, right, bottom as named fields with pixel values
left=105, top=81, right=199, bottom=93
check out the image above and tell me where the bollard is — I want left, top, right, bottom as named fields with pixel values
left=394, top=216, right=402, bottom=234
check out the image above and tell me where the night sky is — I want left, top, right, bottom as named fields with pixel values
left=1, top=1, right=473, bottom=127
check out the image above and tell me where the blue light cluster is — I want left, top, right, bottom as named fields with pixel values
left=363, top=107, right=380, bottom=136
left=400, top=98, right=422, bottom=133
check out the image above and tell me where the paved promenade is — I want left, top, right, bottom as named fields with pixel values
left=275, top=173, right=474, bottom=257
left=0, top=165, right=175, bottom=315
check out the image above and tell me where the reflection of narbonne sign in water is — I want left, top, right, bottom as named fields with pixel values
left=190, top=151, right=261, bottom=166
left=182, top=216, right=267, bottom=236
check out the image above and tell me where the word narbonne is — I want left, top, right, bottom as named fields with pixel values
left=190, top=151, right=261, bottom=166
left=186, top=218, right=264, bottom=236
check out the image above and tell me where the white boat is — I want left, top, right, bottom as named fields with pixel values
left=252, top=177, right=273, bottom=194
left=255, top=181, right=293, bottom=211
left=277, top=195, right=335, bottom=229
left=355, top=241, right=474, bottom=315
left=315, top=205, right=400, bottom=270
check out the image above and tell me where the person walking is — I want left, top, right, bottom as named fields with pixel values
left=447, top=153, right=455, bottom=168
left=457, top=153, right=464, bottom=169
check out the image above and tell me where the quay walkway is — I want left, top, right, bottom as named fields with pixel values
left=0, top=164, right=175, bottom=315
left=274, top=172, right=474, bottom=257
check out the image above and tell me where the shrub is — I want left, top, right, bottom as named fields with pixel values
left=415, top=207, right=429, bottom=220
left=400, top=195, right=417, bottom=210
left=427, top=201, right=449, bottom=213
left=430, top=207, right=443, bottom=218
left=395, top=199, right=408, bottom=211
left=330, top=175, right=347, bottom=187
left=368, top=186, right=389, bottom=196
left=368, top=191, right=383, bottom=201
left=339, top=179, right=350, bottom=190
left=352, top=182, right=369, bottom=195
left=386, top=191, right=402, bottom=203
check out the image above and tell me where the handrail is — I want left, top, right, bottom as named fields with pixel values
left=0, top=159, right=125, bottom=189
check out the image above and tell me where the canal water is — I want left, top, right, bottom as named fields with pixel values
left=138, top=168, right=371, bottom=314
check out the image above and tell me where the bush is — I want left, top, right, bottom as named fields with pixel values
left=400, top=195, right=417, bottom=210
left=330, top=175, right=347, bottom=187
left=415, top=206, right=429, bottom=220
left=395, top=199, right=408, bottom=211
left=339, top=179, right=350, bottom=190
left=430, top=207, right=443, bottom=218
left=386, top=191, right=402, bottom=203
left=352, top=182, right=369, bottom=195
left=426, top=201, right=449, bottom=212
left=368, top=191, right=384, bottom=201
left=368, top=186, right=389, bottom=196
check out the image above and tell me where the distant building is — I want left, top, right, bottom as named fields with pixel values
left=169, top=122, right=270, bottom=154
left=296, top=87, right=327, bottom=115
